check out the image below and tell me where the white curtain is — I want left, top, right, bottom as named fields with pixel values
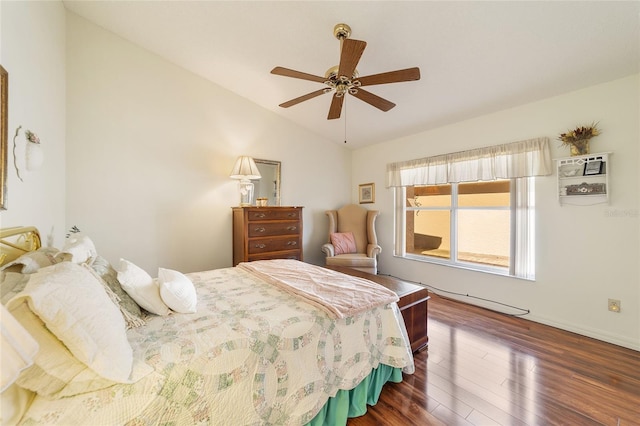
left=513, top=177, right=536, bottom=280
left=386, top=137, right=552, bottom=187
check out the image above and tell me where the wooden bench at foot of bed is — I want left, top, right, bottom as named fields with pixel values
left=324, top=265, right=429, bottom=353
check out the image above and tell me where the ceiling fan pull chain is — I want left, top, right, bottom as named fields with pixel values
left=344, top=97, right=347, bottom=144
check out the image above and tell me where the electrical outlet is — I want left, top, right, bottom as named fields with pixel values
left=608, top=299, right=621, bottom=313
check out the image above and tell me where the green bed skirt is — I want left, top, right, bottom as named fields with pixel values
left=306, top=364, right=403, bottom=425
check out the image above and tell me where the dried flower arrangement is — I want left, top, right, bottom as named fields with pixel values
left=25, top=129, right=40, bottom=144
left=558, top=122, right=600, bottom=156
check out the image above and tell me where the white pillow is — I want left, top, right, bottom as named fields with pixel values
left=117, top=259, right=170, bottom=316
left=158, top=268, right=197, bottom=314
left=61, top=233, right=97, bottom=263
left=9, top=300, right=115, bottom=398
left=6, top=262, right=133, bottom=383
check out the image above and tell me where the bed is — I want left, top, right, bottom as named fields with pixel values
left=0, top=227, right=414, bottom=425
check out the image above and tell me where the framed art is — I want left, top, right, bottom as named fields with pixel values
left=583, top=160, right=602, bottom=176
left=1, top=65, right=8, bottom=210
left=359, top=182, right=375, bottom=204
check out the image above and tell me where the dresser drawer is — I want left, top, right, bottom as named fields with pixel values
left=246, top=209, right=301, bottom=221
left=248, top=221, right=300, bottom=237
left=248, top=236, right=301, bottom=254
left=248, top=250, right=301, bottom=262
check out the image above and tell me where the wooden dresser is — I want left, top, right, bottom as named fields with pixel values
left=325, top=265, right=430, bottom=353
left=232, top=206, right=303, bottom=266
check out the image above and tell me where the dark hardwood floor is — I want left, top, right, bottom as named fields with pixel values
left=349, top=293, right=640, bottom=426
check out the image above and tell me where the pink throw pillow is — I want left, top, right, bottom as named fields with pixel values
left=330, top=232, right=357, bottom=255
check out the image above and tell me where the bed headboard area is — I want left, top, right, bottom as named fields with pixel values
left=0, top=226, right=42, bottom=267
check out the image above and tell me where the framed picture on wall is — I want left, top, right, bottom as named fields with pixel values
left=359, top=183, right=375, bottom=204
left=583, top=160, right=602, bottom=175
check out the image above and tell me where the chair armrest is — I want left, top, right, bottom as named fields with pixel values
left=367, top=244, right=382, bottom=258
left=321, top=243, right=335, bottom=257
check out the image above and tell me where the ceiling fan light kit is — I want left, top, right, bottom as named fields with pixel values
left=271, top=23, right=420, bottom=120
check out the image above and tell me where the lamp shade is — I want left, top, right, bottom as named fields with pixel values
left=230, top=156, right=261, bottom=180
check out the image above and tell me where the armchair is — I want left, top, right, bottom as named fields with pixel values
left=321, top=204, right=381, bottom=274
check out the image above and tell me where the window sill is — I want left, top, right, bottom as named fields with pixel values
left=395, top=253, right=535, bottom=282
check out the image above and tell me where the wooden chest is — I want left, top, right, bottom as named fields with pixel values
left=324, top=265, right=430, bottom=353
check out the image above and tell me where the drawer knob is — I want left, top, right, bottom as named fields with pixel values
left=254, top=213, right=266, bottom=218
left=255, top=227, right=266, bottom=233
left=255, top=244, right=266, bottom=249
left=286, top=226, right=297, bottom=231
left=287, top=213, right=296, bottom=217
left=287, top=241, right=297, bottom=246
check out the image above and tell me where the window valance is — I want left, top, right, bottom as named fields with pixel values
left=386, top=137, right=552, bottom=187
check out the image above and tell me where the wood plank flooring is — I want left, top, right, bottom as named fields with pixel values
left=348, top=293, right=640, bottom=426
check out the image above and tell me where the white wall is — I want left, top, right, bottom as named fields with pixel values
left=0, top=1, right=66, bottom=246
left=65, top=12, right=351, bottom=274
left=353, top=74, right=640, bottom=350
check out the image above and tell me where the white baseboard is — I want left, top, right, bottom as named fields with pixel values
left=431, top=292, right=640, bottom=352
left=524, top=313, right=640, bottom=352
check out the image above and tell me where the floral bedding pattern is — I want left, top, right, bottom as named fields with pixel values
left=19, top=266, right=414, bottom=425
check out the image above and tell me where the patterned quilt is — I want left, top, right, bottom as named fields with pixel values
left=19, top=266, right=414, bottom=425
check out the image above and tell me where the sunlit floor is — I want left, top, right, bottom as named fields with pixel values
left=349, top=293, right=640, bottom=425
left=421, top=318, right=544, bottom=424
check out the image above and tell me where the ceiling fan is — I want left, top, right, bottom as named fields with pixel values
left=271, top=23, right=421, bottom=120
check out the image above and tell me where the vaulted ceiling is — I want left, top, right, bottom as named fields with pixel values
left=63, top=1, right=640, bottom=149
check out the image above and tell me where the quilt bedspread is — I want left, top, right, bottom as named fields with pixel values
left=238, top=260, right=399, bottom=319
left=19, top=266, right=414, bottom=425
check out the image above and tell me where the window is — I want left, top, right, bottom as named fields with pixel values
left=399, top=179, right=532, bottom=276
left=387, top=137, right=550, bottom=280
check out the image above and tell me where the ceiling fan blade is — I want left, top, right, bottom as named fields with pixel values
left=279, top=89, right=327, bottom=108
left=351, top=88, right=396, bottom=112
left=327, top=94, right=344, bottom=120
left=337, top=39, right=367, bottom=79
left=271, top=66, right=326, bottom=83
left=357, top=67, right=421, bottom=87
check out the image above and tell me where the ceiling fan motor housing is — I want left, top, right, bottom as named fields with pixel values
left=324, top=65, right=361, bottom=97
left=333, top=23, right=351, bottom=40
